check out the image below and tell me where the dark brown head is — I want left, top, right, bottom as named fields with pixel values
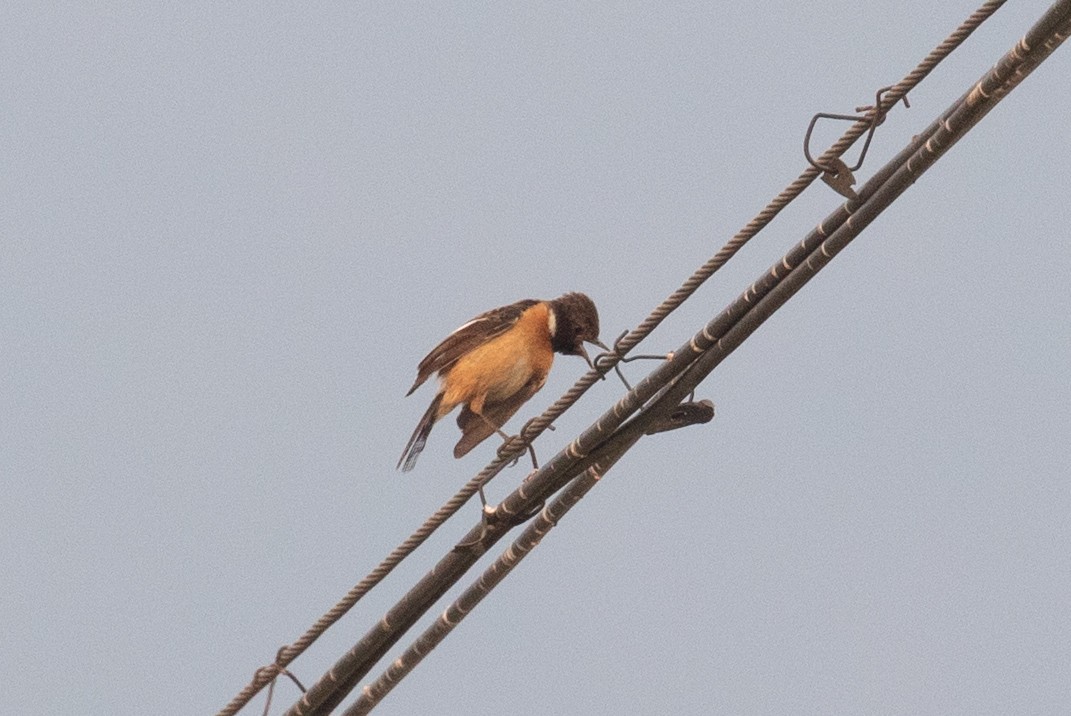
left=548, top=292, right=607, bottom=367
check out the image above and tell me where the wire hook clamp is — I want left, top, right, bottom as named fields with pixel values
left=804, top=85, right=910, bottom=198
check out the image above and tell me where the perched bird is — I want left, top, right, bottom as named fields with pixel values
left=398, top=292, right=606, bottom=472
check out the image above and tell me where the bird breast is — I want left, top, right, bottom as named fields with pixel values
left=441, top=302, right=555, bottom=408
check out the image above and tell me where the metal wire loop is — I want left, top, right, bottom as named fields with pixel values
left=804, top=85, right=910, bottom=175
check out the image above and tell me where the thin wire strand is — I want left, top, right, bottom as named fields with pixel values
left=343, top=3, right=1071, bottom=709
left=291, top=0, right=1021, bottom=708
left=217, top=2, right=1008, bottom=713
left=283, top=0, right=1027, bottom=712
left=344, top=462, right=614, bottom=716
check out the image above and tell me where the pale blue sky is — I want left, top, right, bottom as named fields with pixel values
left=3, top=2, right=1069, bottom=714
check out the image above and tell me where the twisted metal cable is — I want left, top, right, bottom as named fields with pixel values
left=216, top=2, right=1008, bottom=713
left=286, top=0, right=1018, bottom=708
left=341, top=3, right=1071, bottom=709
left=343, top=461, right=617, bottom=716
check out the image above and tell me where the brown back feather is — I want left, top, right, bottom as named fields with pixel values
left=406, top=299, right=539, bottom=395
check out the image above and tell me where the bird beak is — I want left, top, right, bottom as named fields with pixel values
left=580, top=339, right=610, bottom=374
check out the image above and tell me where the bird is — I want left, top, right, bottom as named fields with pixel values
left=397, top=292, right=607, bottom=472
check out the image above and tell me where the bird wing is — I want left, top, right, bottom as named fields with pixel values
left=406, top=299, right=539, bottom=395
left=452, top=373, right=546, bottom=458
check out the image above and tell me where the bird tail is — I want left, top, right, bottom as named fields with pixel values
left=397, top=392, right=443, bottom=472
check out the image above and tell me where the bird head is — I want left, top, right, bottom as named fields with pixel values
left=549, top=292, right=608, bottom=369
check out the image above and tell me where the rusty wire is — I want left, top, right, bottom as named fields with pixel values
left=339, top=2, right=1071, bottom=710
left=216, top=2, right=1010, bottom=714
left=343, top=459, right=620, bottom=716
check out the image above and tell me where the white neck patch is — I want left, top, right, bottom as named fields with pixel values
left=547, top=307, right=557, bottom=337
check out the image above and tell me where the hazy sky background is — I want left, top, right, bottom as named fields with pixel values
left=4, top=2, right=1070, bottom=714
